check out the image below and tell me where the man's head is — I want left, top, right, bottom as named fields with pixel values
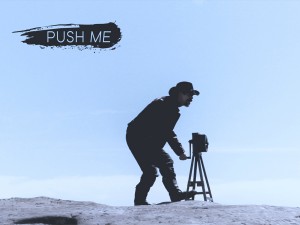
left=169, top=81, right=200, bottom=107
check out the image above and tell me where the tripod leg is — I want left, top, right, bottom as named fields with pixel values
left=197, top=155, right=207, bottom=201
left=200, top=155, right=213, bottom=201
left=192, top=155, right=198, bottom=200
left=186, top=155, right=195, bottom=198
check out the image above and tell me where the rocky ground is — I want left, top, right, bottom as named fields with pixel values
left=0, top=197, right=299, bottom=225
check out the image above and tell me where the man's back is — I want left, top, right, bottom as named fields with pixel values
left=128, top=96, right=180, bottom=140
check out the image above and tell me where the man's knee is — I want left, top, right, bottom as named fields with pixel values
left=159, top=162, right=176, bottom=179
left=144, top=167, right=159, bottom=179
left=138, top=167, right=158, bottom=186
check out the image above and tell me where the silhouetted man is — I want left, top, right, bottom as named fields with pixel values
left=126, top=81, right=199, bottom=205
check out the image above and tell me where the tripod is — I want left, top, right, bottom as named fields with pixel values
left=185, top=138, right=213, bottom=202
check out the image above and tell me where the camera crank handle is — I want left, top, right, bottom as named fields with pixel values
left=186, top=140, right=192, bottom=159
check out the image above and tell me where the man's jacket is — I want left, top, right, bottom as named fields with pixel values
left=128, top=96, right=185, bottom=156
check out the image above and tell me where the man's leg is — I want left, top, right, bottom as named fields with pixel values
left=156, top=149, right=196, bottom=202
left=155, top=150, right=181, bottom=197
left=126, top=131, right=158, bottom=205
left=134, top=166, right=158, bottom=205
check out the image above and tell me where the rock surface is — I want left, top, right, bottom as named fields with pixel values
left=0, top=197, right=299, bottom=225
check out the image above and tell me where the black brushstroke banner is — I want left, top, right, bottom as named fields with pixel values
left=13, top=23, right=122, bottom=50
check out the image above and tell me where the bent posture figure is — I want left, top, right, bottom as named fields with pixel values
left=126, top=81, right=200, bottom=205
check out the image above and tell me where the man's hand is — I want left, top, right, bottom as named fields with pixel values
left=179, top=153, right=188, bottom=160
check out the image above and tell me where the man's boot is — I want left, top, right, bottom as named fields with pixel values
left=169, top=190, right=197, bottom=202
left=134, top=185, right=151, bottom=206
left=162, top=177, right=194, bottom=202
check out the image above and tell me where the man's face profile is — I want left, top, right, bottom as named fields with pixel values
left=178, top=92, right=193, bottom=107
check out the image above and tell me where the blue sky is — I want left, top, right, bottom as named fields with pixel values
left=0, top=0, right=299, bottom=207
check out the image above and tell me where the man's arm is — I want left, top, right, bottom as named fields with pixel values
left=167, top=131, right=187, bottom=160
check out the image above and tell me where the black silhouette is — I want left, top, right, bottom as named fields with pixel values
left=126, top=81, right=200, bottom=205
left=186, top=133, right=213, bottom=202
left=15, top=216, right=77, bottom=225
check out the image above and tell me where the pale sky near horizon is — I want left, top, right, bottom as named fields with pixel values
left=0, top=0, right=299, bottom=207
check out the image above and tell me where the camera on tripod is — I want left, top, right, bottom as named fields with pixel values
left=188, top=133, right=209, bottom=156
left=185, top=132, right=213, bottom=202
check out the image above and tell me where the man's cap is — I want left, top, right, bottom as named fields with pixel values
left=169, top=81, right=200, bottom=96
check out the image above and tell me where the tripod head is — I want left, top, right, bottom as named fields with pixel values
left=187, top=133, right=209, bottom=159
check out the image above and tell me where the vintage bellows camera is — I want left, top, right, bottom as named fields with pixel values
left=190, top=133, right=209, bottom=153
